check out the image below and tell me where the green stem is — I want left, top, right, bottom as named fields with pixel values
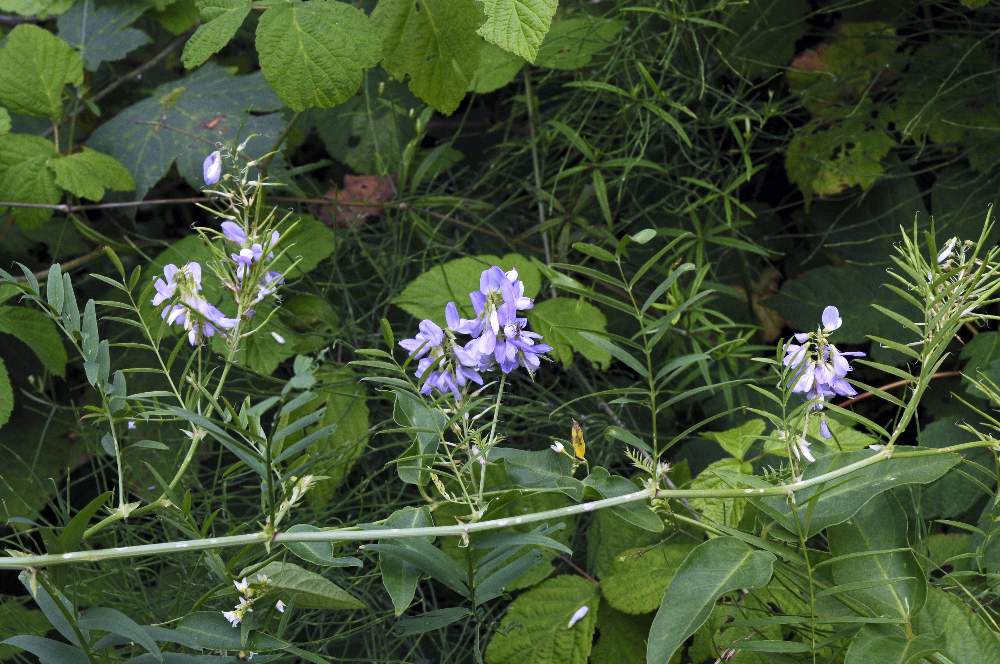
left=478, top=375, right=506, bottom=505
left=13, top=442, right=987, bottom=570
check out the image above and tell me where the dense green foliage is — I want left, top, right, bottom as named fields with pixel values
left=1, top=0, right=1000, bottom=662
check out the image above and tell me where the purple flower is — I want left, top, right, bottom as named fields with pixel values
left=399, top=303, right=484, bottom=399
left=221, top=221, right=247, bottom=245
left=203, top=151, right=222, bottom=186
left=783, top=305, right=865, bottom=408
left=151, top=261, right=236, bottom=346
left=463, top=267, right=533, bottom=353
left=493, top=318, right=552, bottom=375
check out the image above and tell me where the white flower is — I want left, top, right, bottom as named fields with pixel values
left=567, top=605, right=589, bottom=628
left=792, top=436, right=814, bottom=463
left=550, top=442, right=565, bottom=454
left=234, top=577, right=250, bottom=594
left=275, top=599, right=286, bottom=613
left=223, top=610, right=241, bottom=627
left=937, top=237, right=957, bottom=264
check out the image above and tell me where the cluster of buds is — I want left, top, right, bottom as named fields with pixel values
left=222, top=574, right=285, bottom=628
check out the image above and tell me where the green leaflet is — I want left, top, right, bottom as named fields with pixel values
left=87, top=63, right=284, bottom=199
left=600, top=541, right=697, bottom=615
left=376, top=506, right=433, bottom=615
left=394, top=253, right=540, bottom=323
left=477, top=0, right=557, bottom=62
left=646, top=537, right=776, bottom=664
left=0, top=134, right=61, bottom=228
left=469, top=42, right=525, bottom=93
left=688, top=458, right=753, bottom=528
left=181, top=0, right=251, bottom=69
left=253, top=561, right=366, bottom=610
left=373, top=0, right=484, bottom=114
left=0, top=305, right=68, bottom=376
left=48, top=148, right=135, bottom=201
left=485, top=575, right=600, bottom=664
left=0, top=107, right=11, bottom=135
left=0, top=24, right=82, bottom=119
left=57, top=0, right=152, bottom=71
left=255, top=0, right=381, bottom=111
left=527, top=297, right=611, bottom=370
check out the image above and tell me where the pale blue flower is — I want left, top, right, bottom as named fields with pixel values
left=203, top=151, right=222, bottom=186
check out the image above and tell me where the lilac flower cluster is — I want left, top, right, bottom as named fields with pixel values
left=152, top=262, right=235, bottom=345
left=221, top=221, right=284, bottom=305
left=783, top=306, right=865, bottom=438
left=399, top=266, right=552, bottom=399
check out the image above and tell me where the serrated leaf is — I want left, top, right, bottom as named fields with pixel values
left=49, top=148, right=136, bottom=201
left=0, top=107, right=10, bottom=135
left=527, top=297, right=611, bottom=370
left=254, top=561, right=365, bottom=610
left=87, top=63, right=283, bottom=199
left=485, top=575, right=600, bottom=664
left=704, top=418, right=765, bottom=461
left=57, top=0, right=152, bottom=71
left=394, top=253, right=540, bottom=323
left=646, top=537, right=776, bottom=664
left=586, top=508, right=662, bottom=580
left=534, top=16, right=622, bottom=70
left=469, top=42, right=525, bottom=93
left=181, top=0, right=250, bottom=69
left=0, top=0, right=74, bottom=17
left=591, top=601, right=649, bottom=664
left=373, top=0, right=483, bottom=114
left=0, top=24, right=82, bottom=119
left=689, top=458, right=753, bottom=528
left=477, top=0, right=557, bottom=62
left=255, top=0, right=380, bottom=111
left=0, top=133, right=61, bottom=228
left=0, top=305, right=68, bottom=376
left=601, top=541, right=697, bottom=615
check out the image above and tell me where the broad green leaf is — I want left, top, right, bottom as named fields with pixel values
left=491, top=447, right=583, bottom=500
left=0, top=0, right=74, bottom=17
left=0, top=305, right=68, bottom=376
left=0, top=358, right=11, bottom=429
left=377, top=506, right=432, bottom=615
left=704, top=419, right=765, bottom=461
left=485, top=575, right=600, bottom=664
left=912, top=588, right=1000, bottom=663
left=845, top=625, right=941, bottom=664
left=0, top=601, right=50, bottom=660
left=307, top=366, right=370, bottom=503
left=646, top=537, right=776, bottom=664
left=0, top=636, right=88, bottom=664
left=469, top=42, right=525, bottom=93
left=586, top=507, right=661, bottom=579
left=373, top=0, right=483, bottom=114
left=828, top=493, right=926, bottom=619
left=312, top=71, right=419, bottom=174
left=181, top=0, right=250, bottom=69
left=0, top=108, right=10, bottom=135
left=528, top=297, right=611, bottom=370
left=0, top=133, right=60, bottom=228
left=477, top=0, right=557, bottom=62
left=175, top=612, right=287, bottom=651
left=254, top=561, right=366, bottom=610
left=78, top=607, right=162, bottom=661
left=394, top=253, right=540, bottom=323
left=583, top=467, right=663, bottom=533
left=590, top=601, right=650, bottom=664
left=756, top=449, right=960, bottom=538
left=534, top=16, right=622, bottom=70
left=57, top=0, right=152, bottom=71
left=0, top=24, right=82, bottom=119
left=256, top=0, right=381, bottom=111
left=88, top=63, right=284, bottom=199
left=917, top=420, right=990, bottom=519
left=601, top=541, right=698, bottom=615
left=48, top=148, right=136, bottom=201
left=688, top=458, right=753, bottom=528
left=768, top=265, right=913, bottom=344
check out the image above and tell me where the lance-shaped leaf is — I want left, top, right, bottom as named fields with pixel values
left=254, top=561, right=366, bottom=610
left=646, top=537, right=776, bottom=663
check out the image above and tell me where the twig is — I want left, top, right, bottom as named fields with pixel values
left=837, top=370, right=961, bottom=408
